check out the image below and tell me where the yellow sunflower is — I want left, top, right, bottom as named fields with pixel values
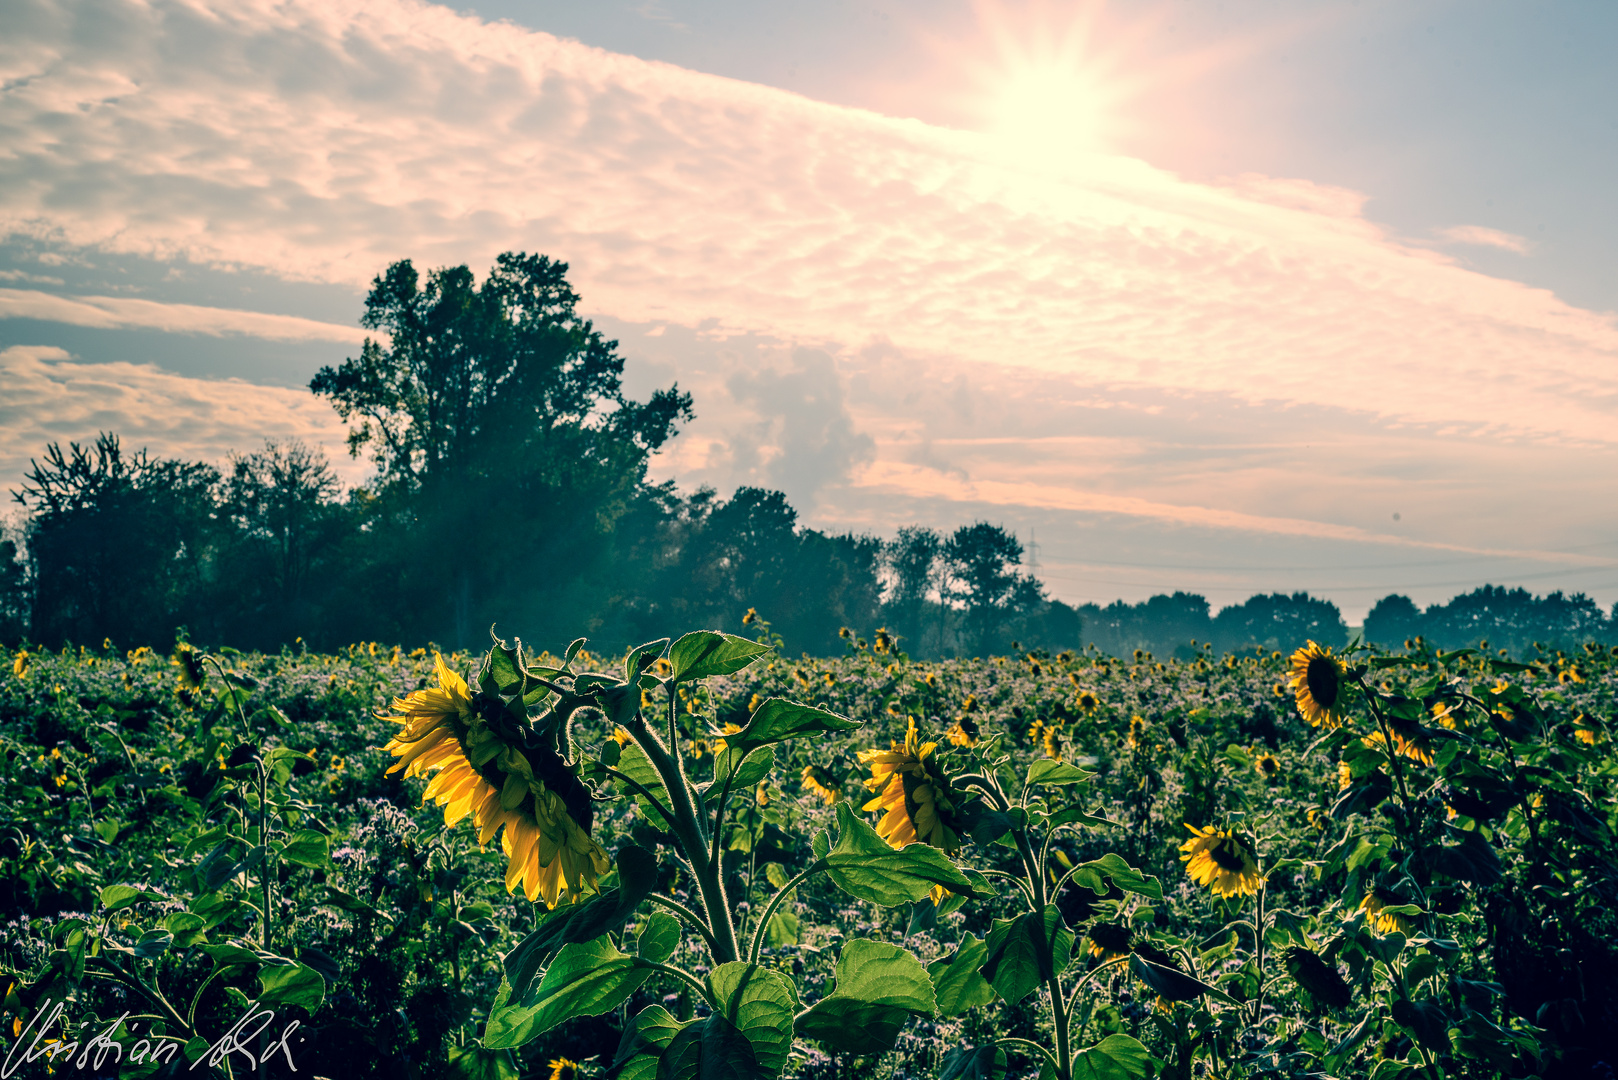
left=800, top=765, right=844, bottom=805
left=1362, top=728, right=1433, bottom=767
left=1255, top=753, right=1280, bottom=781
left=1076, top=690, right=1100, bottom=713
left=1179, top=825, right=1264, bottom=898
left=858, top=717, right=960, bottom=851
left=710, top=722, right=744, bottom=754
left=380, top=655, right=609, bottom=908
left=548, top=1058, right=580, bottom=1080
left=1288, top=642, right=1348, bottom=729
left=946, top=714, right=979, bottom=747
left=11, top=651, right=28, bottom=679
left=1359, top=886, right=1415, bottom=935
left=172, top=643, right=207, bottom=692
left=1126, top=715, right=1147, bottom=752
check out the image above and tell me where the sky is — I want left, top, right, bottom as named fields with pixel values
left=1, top=0, right=1616, bottom=623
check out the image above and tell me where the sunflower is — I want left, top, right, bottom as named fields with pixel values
left=742, top=608, right=757, bottom=626
left=1042, top=724, right=1065, bottom=760
left=1572, top=713, right=1601, bottom=746
left=1255, top=753, right=1280, bottom=781
left=1126, top=715, right=1147, bottom=752
left=1179, top=825, right=1264, bottom=898
left=873, top=628, right=894, bottom=654
left=1076, top=690, right=1100, bottom=713
left=801, top=765, right=844, bottom=805
left=1362, top=728, right=1434, bottom=767
left=11, top=651, right=28, bottom=679
left=1288, top=642, right=1348, bottom=729
left=1337, top=762, right=1354, bottom=789
left=946, top=715, right=979, bottom=747
left=380, top=655, right=609, bottom=908
left=172, top=643, right=207, bottom=692
left=858, top=716, right=960, bottom=851
left=548, top=1058, right=580, bottom=1080
left=710, top=722, right=744, bottom=754
left=1086, top=923, right=1133, bottom=961
left=1359, top=886, right=1415, bottom=935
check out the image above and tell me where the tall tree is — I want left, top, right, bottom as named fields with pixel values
left=216, top=439, right=350, bottom=644
left=884, top=525, right=942, bottom=649
left=13, top=434, right=219, bottom=648
left=942, top=522, right=1042, bottom=654
left=309, top=253, right=693, bottom=644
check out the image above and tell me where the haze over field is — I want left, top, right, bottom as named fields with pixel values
left=2, top=0, right=1615, bottom=620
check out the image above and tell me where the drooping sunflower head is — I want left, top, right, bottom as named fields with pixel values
left=1359, top=885, right=1415, bottom=935
left=11, top=651, right=29, bottom=679
left=1126, top=715, right=1147, bottom=752
left=1086, top=922, right=1134, bottom=961
left=857, top=716, right=960, bottom=852
left=379, top=656, right=609, bottom=908
left=801, top=764, right=843, bottom=804
left=1288, top=642, right=1347, bottom=729
left=873, top=628, right=894, bottom=654
left=172, top=643, right=207, bottom=692
left=1179, top=825, right=1264, bottom=899
left=1361, top=727, right=1434, bottom=767
left=1042, top=723, right=1065, bottom=760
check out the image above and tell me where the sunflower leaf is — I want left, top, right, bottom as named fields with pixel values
left=796, top=939, right=935, bottom=1054
left=257, top=961, right=326, bottom=1011
left=980, top=906, right=1074, bottom=1005
left=1025, top=759, right=1095, bottom=787
left=705, top=745, right=775, bottom=802
left=1071, top=1034, right=1153, bottom=1080
left=668, top=631, right=772, bottom=683
left=501, top=846, right=658, bottom=998
left=928, top=933, right=997, bottom=1016
left=938, top=1045, right=1009, bottom=1080
left=728, top=698, right=861, bottom=756
left=824, top=803, right=976, bottom=906
left=704, top=961, right=799, bottom=1076
left=1069, top=853, right=1162, bottom=901
left=485, top=937, right=652, bottom=1048
left=610, top=1004, right=694, bottom=1073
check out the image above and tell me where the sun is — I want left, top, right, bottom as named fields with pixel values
left=990, top=63, right=1106, bottom=158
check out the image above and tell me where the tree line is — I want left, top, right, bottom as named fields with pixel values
left=1, top=252, right=1612, bottom=659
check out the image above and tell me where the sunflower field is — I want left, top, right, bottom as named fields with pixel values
left=0, top=624, right=1614, bottom=1079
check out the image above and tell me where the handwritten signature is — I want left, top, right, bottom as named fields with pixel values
left=3, top=999, right=305, bottom=1076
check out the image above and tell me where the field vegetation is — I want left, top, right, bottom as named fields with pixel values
left=1, top=622, right=1613, bottom=1079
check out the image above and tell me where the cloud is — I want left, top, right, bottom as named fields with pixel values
left=1435, top=225, right=1531, bottom=254
left=0, top=0, right=1615, bottom=451
left=724, top=348, right=875, bottom=511
left=0, top=288, right=368, bottom=342
left=0, top=345, right=363, bottom=497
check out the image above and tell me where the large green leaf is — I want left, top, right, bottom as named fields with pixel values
left=1128, top=953, right=1233, bottom=1004
left=824, top=803, right=976, bottom=906
left=278, top=829, right=330, bottom=870
left=502, top=846, right=658, bottom=998
left=939, top=1045, right=1008, bottom=1080
left=727, top=699, right=861, bottom=755
left=796, top=939, right=936, bottom=1054
left=446, top=1044, right=518, bottom=1080
left=616, top=745, right=674, bottom=828
left=611, top=1005, right=694, bottom=1080
left=660, top=1013, right=760, bottom=1080
left=669, top=631, right=772, bottom=683
left=705, top=745, right=775, bottom=802
left=1068, top=853, right=1162, bottom=901
left=980, top=906, right=1073, bottom=1006
left=257, top=962, right=326, bottom=1010
left=928, top=934, right=997, bottom=1016
left=706, top=962, right=799, bottom=1077
left=1025, top=759, right=1095, bottom=787
left=100, top=884, right=166, bottom=911
left=484, top=938, right=651, bottom=1048
left=636, top=910, right=682, bottom=965
left=1071, top=1035, right=1152, bottom=1080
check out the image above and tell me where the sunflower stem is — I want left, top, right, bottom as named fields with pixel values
left=747, top=860, right=827, bottom=964
left=647, top=892, right=720, bottom=956
left=625, top=710, right=740, bottom=965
